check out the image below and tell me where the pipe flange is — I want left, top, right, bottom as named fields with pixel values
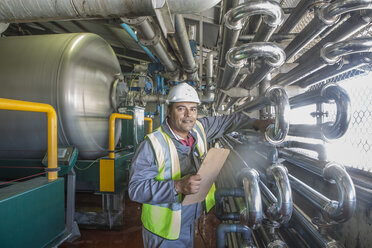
left=320, top=43, right=342, bottom=65
left=121, top=16, right=148, bottom=26
left=317, top=4, right=341, bottom=26
left=138, top=25, right=161, bottom=47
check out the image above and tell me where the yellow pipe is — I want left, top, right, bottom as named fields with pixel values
left=109, top=113, right=133, bottom=159
left=144, top=117, right=153, bottom=133
left=0, top=98, right=58, bottom=181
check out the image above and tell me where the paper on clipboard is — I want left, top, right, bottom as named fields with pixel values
left=182, top=148, right=230, bottom=206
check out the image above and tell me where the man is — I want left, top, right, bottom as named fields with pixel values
left=129, top=83, right=270, bottom=247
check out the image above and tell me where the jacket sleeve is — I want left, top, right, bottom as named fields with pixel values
left=198, top=112, right=256, bottom=141
left=128, top=138, right=179, bottom=204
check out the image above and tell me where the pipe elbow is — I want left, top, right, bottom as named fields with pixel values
left=264, top=87, right=290, bottom=145
left=322, top=163, right=356, bottom=223
left=267, top=165, right=293, bottom=224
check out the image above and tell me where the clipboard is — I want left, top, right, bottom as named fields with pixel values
left=182, top=148, right=230, bottom=206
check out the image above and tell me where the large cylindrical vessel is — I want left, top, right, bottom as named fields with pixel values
left=0, top=33, right=122, bottom=159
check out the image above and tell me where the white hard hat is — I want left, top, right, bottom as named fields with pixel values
left=166, top=83, right=200, bottom=104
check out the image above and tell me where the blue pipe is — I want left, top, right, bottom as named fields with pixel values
left=216, top=224, right=252, bottom=248
left=160, top=76, right=165, bottom=124
left=215, top=188, right=244, bottom=221
left=120, top=23, right=159, bottom=63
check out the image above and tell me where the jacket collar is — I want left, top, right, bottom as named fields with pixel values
left=161, top=117, right=198, bottom=146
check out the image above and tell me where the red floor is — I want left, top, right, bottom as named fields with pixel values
left=60, top=195, right=220, bottom=248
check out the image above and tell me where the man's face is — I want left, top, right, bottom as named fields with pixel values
left=168, top=102, right=198, bottom=134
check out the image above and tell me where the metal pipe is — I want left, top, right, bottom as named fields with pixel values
left=272, top=38, right=372, bottom=87
left=278, top=148, right=327, bottom=176
left=266, top=165, right=293, bottom=224
left=221, top=42, right=285, bottom=90
left=279, top=141, right=327, bottom=161
left=297, top=11, right=372, bottom=64
left=239, top=33, right=297, bottom=42
left=238, top=168, right=263, bottom=229
left=120, top=23, right=158, bottom=63
left=236, top=86, right=290, bottom=145
left=322, top=163, right=356, bottom=223
left=0, top=0, right=222, bottom=23
left=214, top=188, right=244, bottom=221
left=123, top=17, right=178, bottom=75
left=0, top=98, right=58, bottom=181
left=278, top=0, right=316, bottom=34
left=109, top=113, right=133, bottom=159
left=218, top=0, right=283, bottom=69
left=144, top=117, right=153, bottom=133
left=289, top=84, right=351, bottom=140
left=283, top=0, right=372, bottom=62
left=216, top=224, right=252, bottom=248
left=174, top=14, right=198, bottom=81
left=206, top=51, right=218, bottom=86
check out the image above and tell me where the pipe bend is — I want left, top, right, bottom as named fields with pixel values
left=321, top=37, right=372, bottom=64
left=227, top=42, right=285, bottom=68
left=320, top=84, right=351, bottom=140
left=225, top=0, right=284, bottom=29
left=240, top=168, right=263, bottom=229
left=267, top=164, right=293, bottom=224
left=322, top=0, right=372, bottom=22
left=264, top=87, right=290, bottom=145
left=322, top=163, right=356, bottom=223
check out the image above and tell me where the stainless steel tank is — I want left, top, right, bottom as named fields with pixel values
left=0, top=33, right=122, bottom=160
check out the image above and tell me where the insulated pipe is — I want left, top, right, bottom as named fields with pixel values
left=266, top=165, right=293, bottom=224
left=0, top=98, right=58, bottom=181
left=272, top=38, right=372, bottom=87
left=277, top=0, right=316, bottom=34
left=289, top=163, right=356, bottom=223
left=0, top=0, right=222, bottom=23
left=283, top=0, right=372, bottom=62
left=216, top=224, right=252, bottom=248
left=206, top=51, right=218, bottom=86
left=297, top=11, right=372, bottom=64
left=238, top=168, right=263, bottom=229
left=174, top=14, right=198, bottom=81
left=235, top=87, right=290, bottom=145
left=218, top=0, right=283, bottom=70
left=123, top=17, right=178, bottom=75
left=109, top=113, right=133, bottom=159
left=289, top=84, right=351, bottom=140
left=214, top=188, right=244, bottom=221
left=279, top=141, right=327, bottom=161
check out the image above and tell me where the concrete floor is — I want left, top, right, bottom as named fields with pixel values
left=60, top=194, right=220, bottom=248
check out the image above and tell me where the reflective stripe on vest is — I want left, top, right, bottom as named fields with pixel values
left=142, top=121, right=215, bottom=239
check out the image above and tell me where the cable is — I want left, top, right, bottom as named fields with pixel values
left=0, top=171, right=47, bottom=186
left=74, top=158, right=99, bottom=171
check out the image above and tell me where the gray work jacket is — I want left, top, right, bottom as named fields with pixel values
left=129, top=112, right=255, bottom=227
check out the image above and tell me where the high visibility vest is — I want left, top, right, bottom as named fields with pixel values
left=142, top=120, right=216, bottom=240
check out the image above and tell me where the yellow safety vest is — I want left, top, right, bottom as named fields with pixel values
left=142, top=120, right=215, bottom=240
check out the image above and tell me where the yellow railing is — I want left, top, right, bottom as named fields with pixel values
left=0, top=98, right=58, bottom=181
left=108, top=114, right=153, bottom=159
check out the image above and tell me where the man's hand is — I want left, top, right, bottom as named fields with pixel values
left=174, top=174, right=202, bottom=195
left=253, top=119, right=275, bottom=138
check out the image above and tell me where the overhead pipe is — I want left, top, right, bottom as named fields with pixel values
left=277, top=0, right=317, bottom=34
left=295, top=54, right=372, bottom=88
left=281, top=0, right=372, bottom=62
left=297, top=10, right=372, bottom=65
left=0, top=0, right=222, bottom=23
left=218, top=0, right=283, bottom=69
left=122, top=17, right=178, bottom=78
left=289, top=84, right=351, bottom=140
left=235, top=87, right=290, bottom=145
left=272, top=38, right=372, bottom=87
left=279, top=141, right=327, bottom=161
left=289, top=163, right=356, bottom=223
left=215, top=188, right=244, bottom=221
left=216, top=224, right=252, bottom=248
left=174, top=14, right=198, bottom=81
left=265, top=165, right=293, bottom=224
left=206, top=51, right=218, bottom=86
left=239, top=33, right=297, bottom=42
